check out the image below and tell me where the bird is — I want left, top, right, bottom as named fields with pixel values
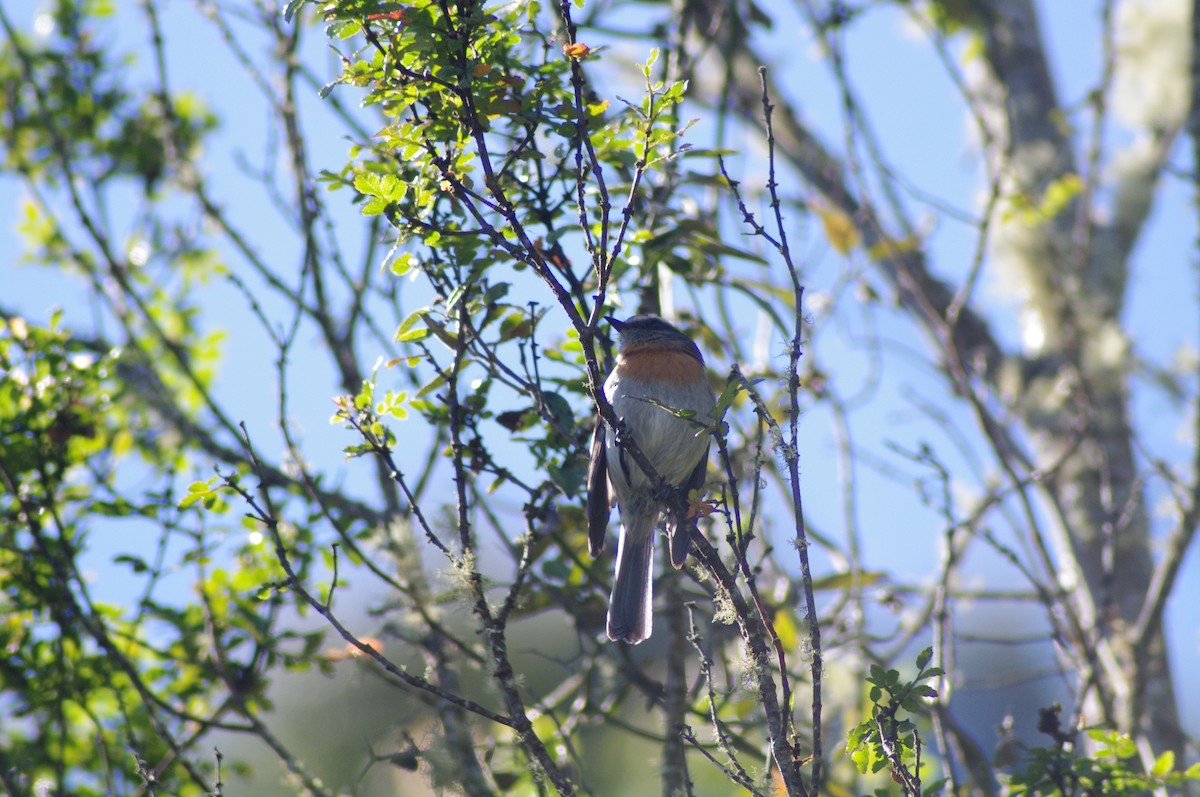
left=586, top=314, right=716, bottom=644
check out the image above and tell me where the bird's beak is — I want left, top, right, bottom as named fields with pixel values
left=605, top=315, right=625, bottom=332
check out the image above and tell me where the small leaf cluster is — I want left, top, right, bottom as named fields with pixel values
left=847, top=647, right=942, bottom=793
left=0, top=0, right=216, bottom=192
left=0, top=313, right=109, bottom=485
left=1, top=315, right=318, bottom=795
left=0, top=317, right=201, bottom=795
left=1005, top=726, right=1200, bottom=796
left=319, top=0, right=582, bottom=241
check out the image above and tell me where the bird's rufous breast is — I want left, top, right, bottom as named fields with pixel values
left=616, top=346, right=705, bottom=384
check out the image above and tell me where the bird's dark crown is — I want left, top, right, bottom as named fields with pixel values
left=606, top=314, right=701, bottom=358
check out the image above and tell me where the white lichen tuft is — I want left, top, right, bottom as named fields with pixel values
left=1085, top=319, right=1131, bottom=371
left=1112, top=0, right=1191, bottom=130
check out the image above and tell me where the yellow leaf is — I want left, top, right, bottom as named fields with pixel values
left=563, top=42, right=591, bottom=59
left=111, top=429, right=134, bottom=458
left=866, top=233, right=922, bottom=262
left=773, top=610, right=799, bottom=650
left=814, top=203, right=860, bottom=254
left=1038, top=173, right=1082, bottom=218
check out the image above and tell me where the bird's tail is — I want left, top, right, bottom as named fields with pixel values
left=607, top=513, right=656, bottom=644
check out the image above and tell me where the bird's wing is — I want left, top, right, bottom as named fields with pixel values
left=586, top=415, right=611, bottom=556
left=667, top=442, right=709, bottom=569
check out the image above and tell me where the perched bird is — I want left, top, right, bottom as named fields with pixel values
left=586, top=314, right=716, bottom=644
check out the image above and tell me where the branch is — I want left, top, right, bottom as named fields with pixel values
left=226, top=436, right=516, bottom=730
left=1133, top=0, right=1200, bottom=652
left=686, top=0, right=1005, bottom=385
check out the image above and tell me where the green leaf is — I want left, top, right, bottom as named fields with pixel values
left=541, top=391, right=575, bottom=429
left=641, top=47, right=659, bottom=76
left=444, top=283, right=468, bottom=311
left=396, top=326, right=430, bottom=343
left=499, top=312, right=533, bottom=341
left=915, top=646, right=933, bottom=670
left=113, top=554, right=149, bottom=573
left=395, top=308, right=430, bottom=343
left=540, top=556, right=570, bottom=579
left=179, top=479, right=217, bottom=508
left=282, top=0, right=306, bottom=23
left=362, top=198, right=388, bottom=216
left=1151, top=750, right=1175, bottom=777
left=318, top=78, right=341, bottom=99
left=389, top=252, right=416, bottom=277
left=922, top=779, right=949, bottom=796
left=414, top=373, right=448, bottom=400
left=548, top=462, right=585, bottom=495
